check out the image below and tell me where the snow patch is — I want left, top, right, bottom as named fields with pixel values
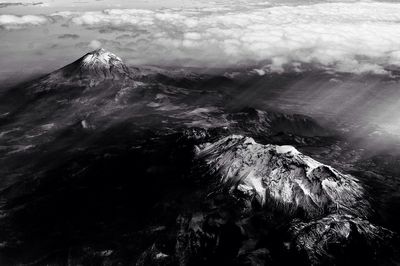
left=82, top=48, right=123, bottom=68
left=275, top=145, right=299, bottom=155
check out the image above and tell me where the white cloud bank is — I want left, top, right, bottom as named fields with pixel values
left=3, top=1, right=400, bottom=73
left=0, top=14, right=49, bottom=29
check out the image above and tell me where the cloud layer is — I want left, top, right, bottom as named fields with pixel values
left=3, top=1, right=400, bottom=74
left=0, top=1, right=44, bottom=9
left=0, top=14, right=49, bottom=29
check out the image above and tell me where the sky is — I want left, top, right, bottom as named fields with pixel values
left=2, top=0, right=400, bottom=85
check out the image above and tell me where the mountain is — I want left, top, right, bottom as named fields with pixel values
left=226, top=107, right=331, bottom=138
left=195, top=135, right=369, bottom=218
left=289, top=214, right=394, bottom=265
left=0, top=50, right=398, bottom=265
left=60, top=48, right=132, bottom=79
left=27, top=48, right=134, bottom=93
left=183, top=134, right=395, bottom=265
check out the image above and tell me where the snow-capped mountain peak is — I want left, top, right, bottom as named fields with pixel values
left=196, top=135, right=370, bottom=218
left=27, top=48, right=135, bottom=92
left=81, top=48, right=124, bottom=69
left=51, top=48, right=133, bottom=81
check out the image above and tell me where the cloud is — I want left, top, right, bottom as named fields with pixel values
left=0, top=2, right=24, bottom=8
left=88, top=39, right=102, bottom=49
left=0, top=14, right=49, bottom=29
left=116, top=34, right=133, bottom=40
left=44, top=2, right=400, bottom=74
left=4, top=2, right=400, bottom=74
left=58, top=33, right=80, bottom=39
left=0, top=2, right=44, bottom=9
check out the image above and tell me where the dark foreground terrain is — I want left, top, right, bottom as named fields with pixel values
left=0, top=49, right=399, bottom=265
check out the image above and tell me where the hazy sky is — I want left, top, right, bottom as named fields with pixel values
left=2, top=0, right=400, bottom=85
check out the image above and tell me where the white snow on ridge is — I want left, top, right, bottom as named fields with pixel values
left=82, top=48, right=124, bottom=68
left=196, top=135, right=369, bottom=217
left=275, top=145, right=299, bottom=155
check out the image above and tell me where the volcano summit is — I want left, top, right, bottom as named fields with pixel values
left=64, top=48, right=131, bottom=79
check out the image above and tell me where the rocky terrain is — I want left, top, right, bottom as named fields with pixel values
left=0, top=49, right=398, bottom=265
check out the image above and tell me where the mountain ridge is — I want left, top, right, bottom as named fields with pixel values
left=195, top=134, right=370, bottom=218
